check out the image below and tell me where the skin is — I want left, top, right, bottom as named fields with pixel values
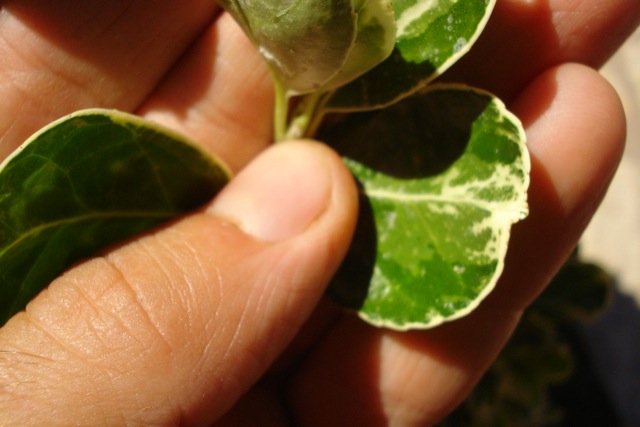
left=0, top=0, right=638, bottom=425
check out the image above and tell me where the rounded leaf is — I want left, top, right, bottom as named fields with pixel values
left=0, top=109, right=230, bottom=325
left=327, top=0, right=496, bottom=110
left=219, top=0, right=358, bottom=94
left=321, top=0, right=397, bottom=91
left=324, top=85, right=530, bottom=329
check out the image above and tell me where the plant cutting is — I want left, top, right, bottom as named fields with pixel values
left=0, top=0, right=530, bottom=329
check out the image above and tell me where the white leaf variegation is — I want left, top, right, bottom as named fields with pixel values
left=327, top=0, right=497, bottom=110
left=217, top=0, right=529, bottom=331
left=326, top=85, right=530, bottom=330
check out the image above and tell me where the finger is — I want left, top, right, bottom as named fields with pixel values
left=491, top=62, right=627, bottom=309
left=0, top=141, right=358, bottom=425
left=0, top=0, right=218, bottom=158
left=446, top=0, right=640, bottom=100
left=139, top=13, right=274, bottom=172
left=288, top=63, right=626, bottom=426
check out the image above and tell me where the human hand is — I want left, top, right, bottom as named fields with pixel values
left=0, top=1, right=638, bottom=425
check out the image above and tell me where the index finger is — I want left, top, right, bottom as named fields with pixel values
left=0, top=0, right=218, bottom=159
left=445, top=0, right=640, bottom=101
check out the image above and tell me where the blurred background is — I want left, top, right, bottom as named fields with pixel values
left=584, top=26, right=640, bottom=313
left=579, top=26, right=640, bottom=426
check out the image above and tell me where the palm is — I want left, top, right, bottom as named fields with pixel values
left=1, top=1, right=638, bottom=425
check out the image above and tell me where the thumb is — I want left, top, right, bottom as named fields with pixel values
left=0, top=141, right=358, bottom=425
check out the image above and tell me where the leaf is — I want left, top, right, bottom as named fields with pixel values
left=320, top=0, right=397, bottom=91
left=218, top=0, right=358, bottom=94
left=324, top=85, right=530, bottom=330
left=0, top=109, right=230, bottom=326
left=326, top=0, right=497, bottom=111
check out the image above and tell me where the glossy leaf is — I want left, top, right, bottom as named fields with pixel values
left=218, top=0, right=358, bottom=94
left=0, top=109, right=230, bottom=325
left=327, top=0, right=496, bottom=111
left=321, top=0, right=397, bottom=91
left=325, top=85, right=529, bottom=330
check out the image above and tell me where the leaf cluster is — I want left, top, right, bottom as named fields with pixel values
left=218, top=0, right=531, bottom=329
left=0, top=0, right=531, bottom=330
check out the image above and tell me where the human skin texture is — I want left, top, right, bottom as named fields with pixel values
left=0, top=0, right=639, bottom=425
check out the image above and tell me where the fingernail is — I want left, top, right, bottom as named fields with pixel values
left=207, top=142, right=332, bottom=242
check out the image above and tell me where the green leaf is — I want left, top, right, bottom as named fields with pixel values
left=0, top=109, right=230, bottom=326
left=321, top=0, right=397, bottom=91
left=327, top=0, right=496, bottom=111
left=324, top=85, right=529, bottom=330
left=218, top=0, right=358, bottom=94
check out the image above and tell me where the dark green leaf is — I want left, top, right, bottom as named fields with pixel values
left=327, top=0, right=496, bottom=110
left=325, top=85, right=529, bottom=329
left=0, top=109, right=230, bottom=325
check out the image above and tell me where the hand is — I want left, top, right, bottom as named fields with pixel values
left=0, top=1, right=638, bottom=425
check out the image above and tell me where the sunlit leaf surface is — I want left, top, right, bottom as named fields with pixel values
left=327, top=0, right=496, bottom=110
left=0, top=110, right=230, bottom=325
left=325, top=85, right=529, bottom=329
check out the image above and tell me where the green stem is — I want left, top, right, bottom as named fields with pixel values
left=273, top=76, right=290, bottom=142
left=304, top=91, right=332, bottom=138
left=285, top=91, right=331, bottom=140
left=272, top=74, right=332, bottom=141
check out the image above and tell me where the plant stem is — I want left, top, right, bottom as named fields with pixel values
left=285, top=91, right=331, bottom=140
left=273, top=76, right=289, bottom=142
left=303, top=91, right=332, bottom=138
left=272, top=75, right=331, bottom=142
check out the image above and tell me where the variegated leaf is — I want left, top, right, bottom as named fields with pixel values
left=327, top=0, right=496, bottom=111
left=325, top=85, right=529, bottom=329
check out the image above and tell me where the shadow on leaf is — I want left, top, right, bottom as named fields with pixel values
left=320, top=89, right=491, bottom=179
left=320, top=89, right=492, bottom=313
left=326, top=187, right=377, bottom=311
